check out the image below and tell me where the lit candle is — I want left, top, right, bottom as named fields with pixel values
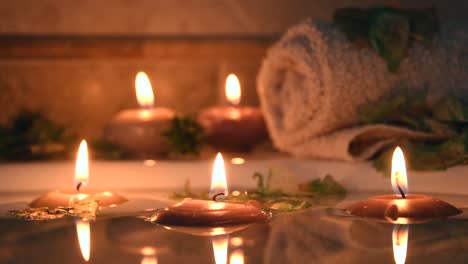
left=105, top=71, right=175, bottom=157
left=76, top=218, right=91, bottom=262
left=30, top=140, right=127, bottom=208
left=346, top=147, right=461, bottom=223
left=393, top=224, right=409, bottom=264
left=149, top=152, right=270, bottom=235
left=198, top=74, right=268, bottom=152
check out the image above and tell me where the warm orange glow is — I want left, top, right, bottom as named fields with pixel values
left=225, top=74, right=241, bottom=106
left=144, top=159, right=157, bottom=167
left=210, top=153, right=228, bottom=198
left=231, top=157, right=245, bottom=165
left=212, top=235, right=228, bottom=264
left=74, top=140, right=89, bottom=190
left=392, top=225, right=409, bottom=264
left=210, top=227, right=227, bottom=236
left=140, top=256, right=158, bottom=264
left=391, top=147, right=408, bottom=197
left=230, top=237, right=243, bottom=247
left=229, top=249, right=245, bottom=264
left=140, top=247, right=158, bottom=264
left=135, top=71, right=154, bottom=108
left=75, top=219, right=91, bottom=262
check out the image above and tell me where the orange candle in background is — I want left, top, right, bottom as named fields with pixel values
left=105, top=72, right=175, bottom=157
left=198, top=74, right=268, bottom=152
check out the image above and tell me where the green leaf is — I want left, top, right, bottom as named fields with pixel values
left=298, top=174, right=346, bottom=196
left=433, top=96, right=466, bottom=122
left=333, top=7, right=370, bottom=41
left=162, top=115, right=205, bottom=156
left=333, top=6, right=438, bottom=73
left=369, top=11, right=410, bottom=72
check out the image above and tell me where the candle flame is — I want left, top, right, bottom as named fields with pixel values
left=75, top=219, right=91, bottom=262
left=392, top=225, right=409, bottom=264
left=135, top=71, right=154, bottom=108
left=229, top=249, right=245, bottom=264
left=212, top=235, right=228, bottom=264
left=210, top=153, right=228, bottom=198
left=391, top=147, right=408, bottom=197
left=74, top=140, right=89, bottom=190
left=225, top=74, right=241, bottom=106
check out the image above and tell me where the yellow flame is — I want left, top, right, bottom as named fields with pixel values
left=75, top=219, right=91, bottom=262
left=210, top=153, right=228, bottom=198
left=135, top=71, right=154, bottom=108
left=231, top=157, right=245, bottom=165
left=391, top=147, right=408, bottom=197
left=392, top=225, right=409, bottom=264
left=212, top=235, right=228, bottom=264
left=225, top=74, right=241, bottom=106
left=229, top=249, right=245, bottom=264
left=74, top=140, right=89, bottom=189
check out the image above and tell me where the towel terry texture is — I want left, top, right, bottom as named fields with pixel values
left=257, top=19, right=467, bottom=161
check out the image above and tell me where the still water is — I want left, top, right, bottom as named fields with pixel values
left=0, top=192, right=467, bottom=264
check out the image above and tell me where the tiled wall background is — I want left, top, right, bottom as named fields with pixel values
left=0, top=0, right=466, bottom=139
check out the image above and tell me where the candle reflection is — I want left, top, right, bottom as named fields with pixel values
left=229, top=237, right=244, bottom=264
left=229, top=249, right=245, bottom=264
left=140, top=246, right=158, bottom=264
left=75, top=218, right=91, bottom=262
left=212, top=235, right=229, bottom=264
left=392, top=225, right=409, bottom=264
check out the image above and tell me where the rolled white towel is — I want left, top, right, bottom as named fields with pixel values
left=257, top=19, right=467, bottom=161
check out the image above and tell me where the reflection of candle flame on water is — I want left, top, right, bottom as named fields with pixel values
left=392, top=225, right=409, bottom=264
left=229, top=249, right=245, bottom=264
left=391, top=147, right=408, bottom=197
left=136, top=71, right=155, bottom=108
left=140, top=246, right=158, bottom=264
left=212, top=235, right=228, bottom=264
left=75, top=219, right=91, bottom=262
left=229, top=237, right=244, bottom=264
left=210, top=153, right=228, bottom=199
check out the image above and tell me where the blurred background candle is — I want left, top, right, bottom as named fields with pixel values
left=105, top=72, right=175, bottom=157
left=198, top=73, right=268, bottom=152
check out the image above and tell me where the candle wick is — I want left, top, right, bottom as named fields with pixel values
left=76, top=182, right=83, bottom=192
left=396, top=178, right=406, bottom=199
left=212, top=193, right=226, bottom=201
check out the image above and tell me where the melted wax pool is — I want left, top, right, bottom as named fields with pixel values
left=0, top=191, right=467, bottom=264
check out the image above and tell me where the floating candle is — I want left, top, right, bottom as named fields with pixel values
left=30, top=140, right=127, bottom=208
left=346, top=147, right=461, bottom=223
left=198, top=74, right=268, bottom=152
left=149, top=153, right=271, bottom=235
left=105, top=72, right=175, bottom=157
